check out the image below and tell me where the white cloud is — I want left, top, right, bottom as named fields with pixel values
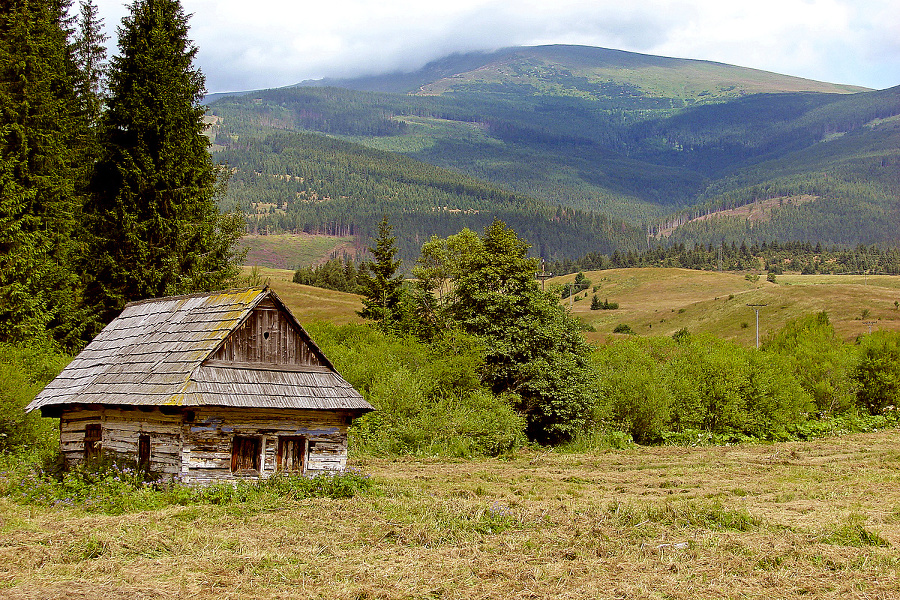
left=93, top=0, right=900, bottom=93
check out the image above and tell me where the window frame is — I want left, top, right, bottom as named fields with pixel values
left=276, top=436, right=307, bottom=473
left=231, top=435, right=262, bottom=474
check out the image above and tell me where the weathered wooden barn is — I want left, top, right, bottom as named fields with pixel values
left=26, top=287, right=373, bottom=484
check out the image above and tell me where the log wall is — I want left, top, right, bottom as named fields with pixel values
left=58, top=406, right=350, bottom=485
left=181, top=407, right=349, bottom=484
left=59, top=407, right=183, bottom=475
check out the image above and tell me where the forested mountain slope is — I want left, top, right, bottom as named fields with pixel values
left=207, top=45, right=899, bottom=258
left=214, top=128, right=645, bottom=263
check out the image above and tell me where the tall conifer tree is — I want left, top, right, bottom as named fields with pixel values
left=72, top=0, right=106, bottom=129
left=357, top=216, right=405, bottom=327
left=0, top=0, right=87, bottom=348
left=70, top=0, right=106, bottom=182
left=86, top=0, right=242, bottom=326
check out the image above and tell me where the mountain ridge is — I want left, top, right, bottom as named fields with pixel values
left=297, top=44, right=870, bottom=99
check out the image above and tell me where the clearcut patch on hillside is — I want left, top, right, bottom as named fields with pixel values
left=657, top=195, right=819, bottom=238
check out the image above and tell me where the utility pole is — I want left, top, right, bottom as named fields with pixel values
left=567, top=282, right=576, bottom=309
left=747, top=303, right=767, bottom=349
left=535, top=260, right=553, bottom=292
left=863, top=320, right=877, bottom=335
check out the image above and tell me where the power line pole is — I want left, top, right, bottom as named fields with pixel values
left=535, top=260, right=553, bottom=292
left=747, top=303, right=767, bottom=349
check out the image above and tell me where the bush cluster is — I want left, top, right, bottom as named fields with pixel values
left=586, top=315, right=900, bottom=445
left=307, top=323, right=526, bottom=457
left=591, top=334, right=812, bottom=443
left=0, top=343, right=68, bottom=457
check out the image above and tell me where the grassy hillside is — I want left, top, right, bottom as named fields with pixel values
left=241, top=266, right=364, bottom=325
left=304, top=44, right=868, bottom=99
left=560, top=268, right=900, bottom=344
left=4, top=430, right=899, bottom=598
left=240, top=234, right=358, bottom=270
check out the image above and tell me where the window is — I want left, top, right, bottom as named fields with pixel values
left=231, top=436, right=261, bottom=473
left=138, top=434, right=151, bottom=470
left=84, top=424, right=102, bottom=461
left=277, top=436, right=306, bottom=473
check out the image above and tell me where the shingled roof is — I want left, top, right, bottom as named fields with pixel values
left=27, top=288, right=373, bottom=414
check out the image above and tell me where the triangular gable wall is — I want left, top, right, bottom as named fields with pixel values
left=207, top=297, right=324, bottom=367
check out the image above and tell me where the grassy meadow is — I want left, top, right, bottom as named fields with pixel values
left=3, top=263, right=898, bottom=598
left=2, top=431, right=898, bottom=599
left=239, top=234, right=357, bottom=270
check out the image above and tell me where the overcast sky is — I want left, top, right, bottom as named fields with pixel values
left=92, top=0, right=900, bottom=94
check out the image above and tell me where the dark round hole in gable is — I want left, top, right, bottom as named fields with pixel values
left=263, top=331, right=270, bottom=340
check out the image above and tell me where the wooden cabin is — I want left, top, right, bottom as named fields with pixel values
left=26, top=287, right=373, bottom=484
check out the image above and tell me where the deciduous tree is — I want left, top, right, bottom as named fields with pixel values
left=425, top=219, right=596, bottom=442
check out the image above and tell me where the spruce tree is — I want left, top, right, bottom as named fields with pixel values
left=357, top=216, right=405, bottom=328
left=72, top=0, right=106, bottom=130
left=85, top=0, right=242, bottom=326
left=0, top=0, right=87, bottom=348
left=70, top=0, right=106, bottom=181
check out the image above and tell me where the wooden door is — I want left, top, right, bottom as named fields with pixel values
left=84, top=424, right=101, bottom=461
left=138, top=434, right=151, bottom=470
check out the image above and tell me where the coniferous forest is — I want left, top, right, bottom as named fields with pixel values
left=205, top=50, right=900, bottom=263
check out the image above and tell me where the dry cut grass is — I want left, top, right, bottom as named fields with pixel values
left=2, top=431, right=899, bottom=599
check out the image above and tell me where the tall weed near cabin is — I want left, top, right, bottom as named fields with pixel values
left=0, top=343, right=69, bottom=456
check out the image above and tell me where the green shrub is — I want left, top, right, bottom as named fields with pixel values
left=851, top=331, right=900, bottom=415
left=308, top=323, right=526, bottom=456
left=0, top=343, right=70, bottom=456
left=763, top=313, right=857, bottom=414
left=590, top=334, right=814, bottom=444
left=593, top=338, right=673, bottom=443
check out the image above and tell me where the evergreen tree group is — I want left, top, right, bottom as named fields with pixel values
left=549, top=240, right=900, bottom=277
left=292, top=256, right=360, bottom=294
left=0, top=0, right=243, bottom=350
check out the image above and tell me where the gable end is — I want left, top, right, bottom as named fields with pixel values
left=208, top=299, right=323, bottom=367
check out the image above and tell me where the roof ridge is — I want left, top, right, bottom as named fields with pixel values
left=124, top=286, right=267, bottom=308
